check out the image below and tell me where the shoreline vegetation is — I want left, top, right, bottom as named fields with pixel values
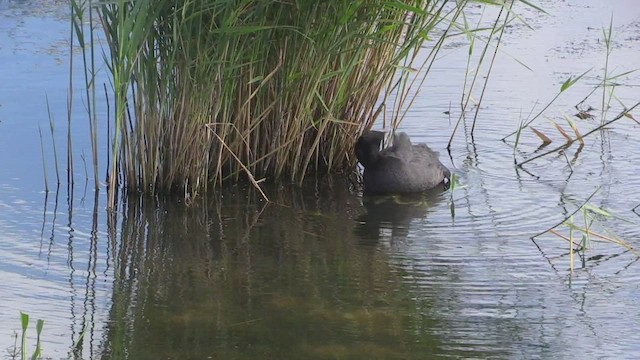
left=70, top=0, right=515, bottom=208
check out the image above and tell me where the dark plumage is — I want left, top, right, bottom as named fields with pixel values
left=355, top=130, right=450, bottom=194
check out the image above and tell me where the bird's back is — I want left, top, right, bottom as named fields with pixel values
left=407, top=143, right=450, bottom=189
left=361, top=132, right=450, bottom=194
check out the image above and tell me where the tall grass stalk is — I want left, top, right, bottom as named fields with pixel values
left=45, top=97, right=60, bottom=185
left=512, top=117, right=524, bottom=159
left=569, top=215, right=574, bottom=272
left=470, top=2, right=512, bottom=134
left=68, top=2, right=75, bottom=187
left=601, top=15, right=613, bottom=122
left=20, top=312, right=27, bottom=360
left=71, top=0, right=100, bottom=191
left=38, top=126, right=49, bottom=193
left=388, top=2, right=465, bottom=131
left=448, top=1, right=514, bottom=147
left=81, top=151, right=89, bottom=181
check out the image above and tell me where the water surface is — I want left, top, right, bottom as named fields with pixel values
left=1, top=1, right=640, bottom=359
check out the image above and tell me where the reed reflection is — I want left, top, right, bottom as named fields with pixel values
left=100, top=182, right=446, bottom=359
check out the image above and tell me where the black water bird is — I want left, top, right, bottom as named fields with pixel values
left=355, top=130, right=450, bottom=194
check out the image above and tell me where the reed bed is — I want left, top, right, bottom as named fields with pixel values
left=69, top=0, right=505, bottom=206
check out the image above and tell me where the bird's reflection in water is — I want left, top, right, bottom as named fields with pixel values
left=355, top=189, right=445, bottom=244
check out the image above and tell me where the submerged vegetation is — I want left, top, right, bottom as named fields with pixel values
left=509, top=18, right=640, bottom=271
left=67, top=0, right=519, bottom=207
left=532, top=188, right=638, bottom=272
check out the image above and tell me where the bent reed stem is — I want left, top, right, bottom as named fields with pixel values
left=517, top=102, right=640, bottom=167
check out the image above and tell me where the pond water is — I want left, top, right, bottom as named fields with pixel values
left=1, top=0, right=640, bottom=359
